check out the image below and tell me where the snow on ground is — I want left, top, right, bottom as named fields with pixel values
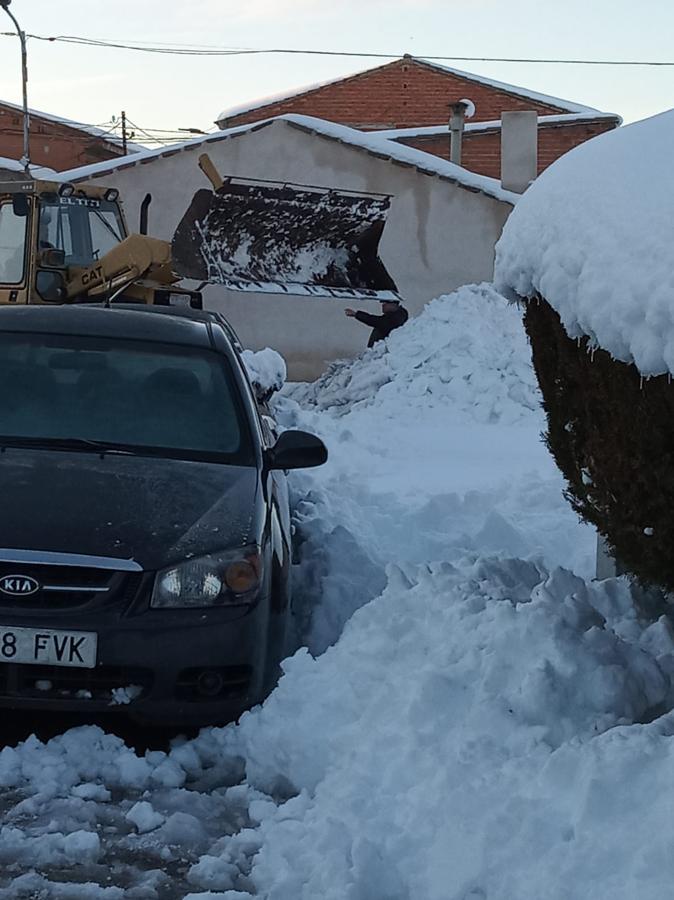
left=1, top=283, right=673, bottom=899
left=287, top=284, right=594, bottom=652
left=494, top=109, right=674, bottom=377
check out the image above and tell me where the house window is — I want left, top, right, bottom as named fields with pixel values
left=0, top=201, right=28, bottom=284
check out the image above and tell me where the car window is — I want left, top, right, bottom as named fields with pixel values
left=0, top=333, right=255, bottom=464
left=0, top=202, right=27, bottom=284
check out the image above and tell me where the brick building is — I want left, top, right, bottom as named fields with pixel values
left=215, top=57, right=620, bottom=179
left=0, top=100, right=142, bottom=171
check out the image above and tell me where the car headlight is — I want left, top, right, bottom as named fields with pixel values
left=151, top=547, right=261, bottom=609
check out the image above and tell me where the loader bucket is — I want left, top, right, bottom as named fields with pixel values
left=171, top=177, right=400, bottom=300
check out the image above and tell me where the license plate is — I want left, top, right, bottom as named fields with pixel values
left=0, top=626, right=97, bottom=669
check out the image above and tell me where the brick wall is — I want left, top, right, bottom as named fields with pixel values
left=398, top=119, right=618, bottom=179
left=0, top=105, right=125, bottom=171
left=218, top=58, right=567, bottom=130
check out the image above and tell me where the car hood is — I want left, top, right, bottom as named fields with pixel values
left=0, top=448, right=261, bottom=571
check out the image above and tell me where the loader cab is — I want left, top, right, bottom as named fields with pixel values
left=0, top=177, right=128, bottom=305
left=38, top=191, right=125, bottom=267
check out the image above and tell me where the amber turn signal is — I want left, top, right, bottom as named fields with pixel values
left=224, top=557, right=260, bottom=594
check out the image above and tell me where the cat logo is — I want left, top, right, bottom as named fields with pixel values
left=0, top=575, right=40, bottom=596
left=81, top=266, right=103, bottom=286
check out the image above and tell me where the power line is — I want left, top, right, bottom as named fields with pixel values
left=1, top=102, right=213, bottom=148
left=3, top=31, right=674, bottom=66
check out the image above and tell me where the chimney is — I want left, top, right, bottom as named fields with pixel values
left=500, top=111, right=538, bottom=193
left=449, top=101, right=468, bottom=166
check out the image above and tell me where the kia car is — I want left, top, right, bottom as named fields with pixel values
left=0, top=304, right=327, bottom=725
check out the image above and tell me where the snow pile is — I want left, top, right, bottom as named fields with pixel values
left=281, top=282, right=594, bottom=653
left=290, top=282, right=539, bottom=425
left=192, top=558, right=674, bottom=900
left=241, top=347, right=287, bottom=399
left=2, top=560, right=672, bottom=898
left=278, top=283, right=595, bottom=653
left=495, top=109, right=674, bottom=377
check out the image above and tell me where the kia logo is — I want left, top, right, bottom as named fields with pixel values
left=0, top=575, right=40, bottom=596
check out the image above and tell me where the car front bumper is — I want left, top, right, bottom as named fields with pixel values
left=0, top=591, right=276, bottom=726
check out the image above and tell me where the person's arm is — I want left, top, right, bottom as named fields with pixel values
left=354, top=310, right=385, bottom=328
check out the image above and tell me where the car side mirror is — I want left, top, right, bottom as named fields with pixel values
left=35, top=269, right=66, bottom=302
left=266, top=430, right=327, bottom=470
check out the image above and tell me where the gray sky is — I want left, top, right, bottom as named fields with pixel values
left=0, top=0, right=672, bottom=141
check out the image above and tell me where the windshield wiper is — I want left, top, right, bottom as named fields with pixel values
left=0, top=436, right=140, bottom=456
left=92, top=208, right=123, bottom=245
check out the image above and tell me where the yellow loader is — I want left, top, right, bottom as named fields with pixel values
left=0, top=154, right=400, bottom=308
left=0, top=167, right=202, bottom=308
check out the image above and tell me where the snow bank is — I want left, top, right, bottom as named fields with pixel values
left=282, top=283, right=593, bottom=653
left=197, top=558, right=674, bottom=900
left=1, top=562, right=672, bottom=900
left=290, top=283, right=539, bottom=425
left=494, top=109, right=674, bottom=377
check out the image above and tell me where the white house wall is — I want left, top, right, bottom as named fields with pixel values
left=82, top=121, right=512, bottom=380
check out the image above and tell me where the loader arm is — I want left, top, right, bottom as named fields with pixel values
left=65, top=234, right=177, bottom=301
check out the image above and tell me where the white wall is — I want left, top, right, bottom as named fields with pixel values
left=82, top=121, right=512, bottom=380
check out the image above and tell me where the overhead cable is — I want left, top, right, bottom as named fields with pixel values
left=2, top=31, right=674, bottom=66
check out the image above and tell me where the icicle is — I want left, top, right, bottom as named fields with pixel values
left=640, top=376, right=644, bottom=390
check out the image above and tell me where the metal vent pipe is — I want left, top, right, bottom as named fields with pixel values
left=449, top=101, right=468, bottom=166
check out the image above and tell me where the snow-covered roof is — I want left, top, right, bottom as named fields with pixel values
left=494, top=108, right=674, bottom=378
left=59, top=120, right=265, bottom=183
left=215, top=64, right=369, bottom=124
left=285, top=116, right=517, bottom=202
left=375, top=111, right=621, bottom=140
left=61, top=114, right=519, bottom=205
left=0, top=155, right=58, bottom=179
left=0, top=98, right=146, bottom=154
left=215, top=56, right=613, bottom=126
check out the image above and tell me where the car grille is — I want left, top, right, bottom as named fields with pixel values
left=0, top=663, right=153, bottom=703
left=0, top=562, right=142, bottom=611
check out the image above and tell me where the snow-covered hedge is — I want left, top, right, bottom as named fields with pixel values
left=495, top=109, right=674, bottom=378
left=524, top=297, right=674, bottom=590
left=495, top=109, right=674, bottom=590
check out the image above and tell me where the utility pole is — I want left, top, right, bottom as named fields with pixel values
left=0, top=0, right=30, bottom=174
left=121, top=110, right=127, bottom=155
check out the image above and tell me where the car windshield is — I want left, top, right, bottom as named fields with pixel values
left=0, top=333, right=254, bottom=464
left=39, top=196, right=124, bottom=266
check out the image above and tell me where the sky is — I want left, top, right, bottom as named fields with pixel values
left=0, top=0, right=672, bottom=143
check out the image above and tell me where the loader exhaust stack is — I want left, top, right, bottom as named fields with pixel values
left=171, top=155, right=400, bottom=301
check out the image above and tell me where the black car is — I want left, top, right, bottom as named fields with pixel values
left=0, top=304, right=326, bottom=725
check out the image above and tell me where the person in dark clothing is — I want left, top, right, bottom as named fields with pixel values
left=345, top=299, right=409, bottom=349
